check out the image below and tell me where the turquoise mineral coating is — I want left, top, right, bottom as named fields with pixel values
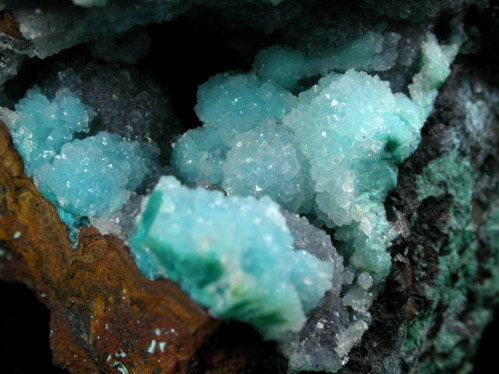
left=1, top=0, right=496, bottom=373
left=4, top=86, right=158, bottom=220
left=222, top=119, right=314, bottom=212
left=171, top=126, right=229, bottom=186
left=408, top=31, right=464, bottom=119
left=171, top=73, right=297, bottom=186
left=253, top=31, right=400, bottom=91
left=284, top=68, right=419, bottom=282
left=196, top=73, right=297, bottom=136
left=130, top=176, right=334, bottom=339
left=36, top=131, right=158, bottom=218
left=0, top=6, right=469, bottom=371
left=171, top=31, right=463, bottom=287
left=6, top=86, right=94, bottom=175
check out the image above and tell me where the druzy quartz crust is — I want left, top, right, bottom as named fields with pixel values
left=0, top=1, right=498, bottom=373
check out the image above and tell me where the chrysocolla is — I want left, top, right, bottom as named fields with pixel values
left=129, top=176, right=334, bottom=340
left=35, top=131, right=158, bottom=218
left=0, top=15, right=467, bottom=373
left=3, top=85, right=159, bottom=221
left=6, top=86, right=94, bottom=175
left=222, top=119, right=314, bottom=213
left=171, top=73, right=297, bottom=186
left=172, top=31, right=464, bottom=286
left=161, top=30, right=464, bottom=372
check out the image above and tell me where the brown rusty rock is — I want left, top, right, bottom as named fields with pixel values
left=0, top=120, right=284, bottom=373
left=0, top=10, right=25, bottom=40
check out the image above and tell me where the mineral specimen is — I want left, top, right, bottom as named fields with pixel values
left=166, top=26, right=463, bottom=372
left=2, top=86, right=94, bottom=174
left=0, top=1, right=498, bottom=374
left=130, top=175, right=334, bottom=340
left=171, top=73, right=298, bottom=187
left=2, top=85, right=159, bottom=221
left=0, top=120, right=285, bottom=373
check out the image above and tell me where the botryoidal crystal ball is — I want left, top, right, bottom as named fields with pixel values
left=0, top=0, right=498, bottom=373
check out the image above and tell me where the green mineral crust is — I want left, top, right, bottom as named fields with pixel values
left=396, top=75, right=499, bottom=374
left=0, top=0, right=498, bottom=373
left=404, top=151, right=475, bottom=371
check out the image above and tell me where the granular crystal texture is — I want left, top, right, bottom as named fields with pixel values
left=3, top=86, right=94, bottom=174
left=222, top=120, right=313, bottom=212
left=2, top=83, right=159, bottom=221
left=253, top=31, right=400, bottom=91
left=167, top=29, right=463, bottom=373
left=130, top=176, right=334, bottom=340
left=280, top=210, right=349, bottom=372
left=283, top=69, right=416, bottom=282
left=172, top=31, right=461, bottom=293
left=196, top=73, right=297, bottom=139
left=36, top=131, right=158, bottom=218
left=43, top=60, right=179, bottom=149
left=0, top=120, right=288, bottom=374
left=1, top=1, right=498, bottom=374
left=171, top=126, right=229, bottom=186
left=171, top=73, right=297, bottom=185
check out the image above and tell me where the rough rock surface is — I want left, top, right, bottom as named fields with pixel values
left=334, top=64, right=499, bottom=374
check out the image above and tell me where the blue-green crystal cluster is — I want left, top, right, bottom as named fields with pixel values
left=7, top=86, right=94, bottom=175
left=171, top=73, right=297, bottom=188
left=36, top=132, right=157, bottom=218
left=253, top=31, right=400, bottom=91
left=171, top=31, right=463, bottom=289
left=221, top=120, right=313, bottom=212
left=130, top=176, right=334, bottom=339
left=3, top=84, right=158, bottom=221
left=158, top=30, right=462, bottom=372
left=0, top=28, right=463, bottom=372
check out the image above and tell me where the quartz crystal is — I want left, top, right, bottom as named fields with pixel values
left=171, top=73, right=297, bottom=186
left=35, top=131, right=158, bottom=219
left=3, top=86, right=94, bottom=174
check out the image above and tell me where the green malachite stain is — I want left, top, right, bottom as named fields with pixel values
left=403, top=150, right=498, bottom=373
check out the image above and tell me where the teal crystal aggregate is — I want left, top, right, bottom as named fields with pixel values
left=171, top=31, right=463, bottom=288
left=35, top=131, right=158, bottom=218
left=6, top=86, right=94, bottom=175
left=130, top=175, right=334, bottom=340
left=3, top=85, right=159, bottom=220
left=171, top=73, right=297, bottom=186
